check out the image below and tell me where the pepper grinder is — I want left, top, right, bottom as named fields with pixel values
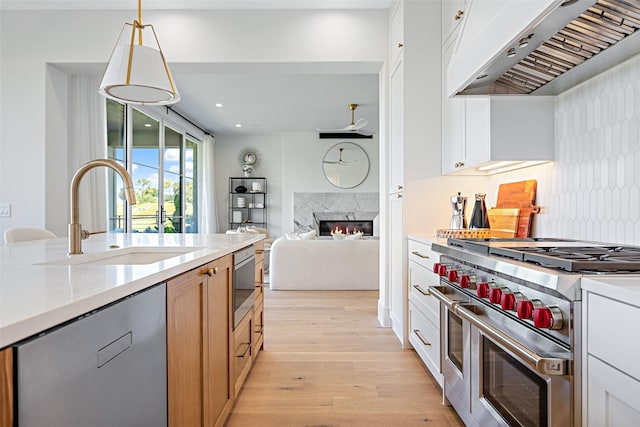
left=450, top=192, right=468, bottom=230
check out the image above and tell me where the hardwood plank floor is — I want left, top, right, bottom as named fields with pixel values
left=226, top=289, right=464, bottom=427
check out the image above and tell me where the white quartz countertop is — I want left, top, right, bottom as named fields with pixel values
left=0, top=233, right=263, bottom=348
left=581, top=276, right=640, bottom=306
left=407, top=234, right=447, bottom=246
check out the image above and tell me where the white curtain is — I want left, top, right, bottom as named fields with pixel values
left=200, top=134, right=219, bottom=233
left=68, top=75, right=107, bottom=232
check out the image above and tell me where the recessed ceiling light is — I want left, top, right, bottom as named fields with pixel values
left=235, top=124, right=242, bottom=128
left=507, top=48, right=516, bottom=58
left=144, top=123, right=152, bottom=127
left=215, top=103, right=223, bottom=108
left=476, top=74, right=488, bottom=80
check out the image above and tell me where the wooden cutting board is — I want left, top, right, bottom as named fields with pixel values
left=495, top=180, right=539, bottom=238
left=487, top=208, right=520, bottom=238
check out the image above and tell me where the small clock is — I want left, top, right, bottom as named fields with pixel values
left=243, top=152, right=257, bottom=165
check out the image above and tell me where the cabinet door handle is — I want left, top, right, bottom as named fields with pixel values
left=455, top=161, right=465, bottom=168
left=206, top=267, right=218, bottom=276
left=412, top=284, right=431, bottom=296
left=397, top=194, right=403, bottom=198
left=397, top=185, right=403, bottom=190
left=256, top=249, right=264, bottom=254
left=397, top=42, right=404, bottom=48
left=454, top=10, right=464, bottom=20
left=413, top=329, right=431, bottom=346
left=411, top=250, right=429, bottom=259
left=254, top=325, right=264, bottom=334
left=237, top=343, right=251, bottom=358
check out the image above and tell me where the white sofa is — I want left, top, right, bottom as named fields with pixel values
left=269, top=236, right=379, bottom=290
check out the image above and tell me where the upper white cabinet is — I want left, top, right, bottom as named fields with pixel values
left=442, top=95, right=554, bottom=175
left=442, top=0, right=468, bottom=47
left=389, top=0, right=405, bottom=67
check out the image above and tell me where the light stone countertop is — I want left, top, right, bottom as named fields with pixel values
left=0, top=233, right=263, bottom=348
left=581, top=276, right=640, bottom=306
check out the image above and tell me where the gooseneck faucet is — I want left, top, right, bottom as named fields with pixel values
left=69, top=159, right=136, bottom=255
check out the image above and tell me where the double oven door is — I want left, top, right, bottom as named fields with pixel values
left=433, top=284, right=575, bottom=427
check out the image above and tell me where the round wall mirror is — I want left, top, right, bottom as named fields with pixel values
left=322, top=142, right=370, bottom=189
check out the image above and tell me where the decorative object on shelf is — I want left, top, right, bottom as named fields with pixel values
left=251, top=181, right=262, bottom=192
left=232, top=211, right=242, bottom=223
left=98, top=0, right=179, bottom=105
left=242, top=164, right=253, bottom=177
left=234, top=185, right=247, bottom=193
left=469, top=193, right=490, bottom=229
left=236, top=197, right=246, bottom=208
left=322, top=142, right=369, bottom=189
left=449, top=192, right=468, bottom=230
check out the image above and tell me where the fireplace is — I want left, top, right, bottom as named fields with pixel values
left=313, top=211, right=378, bottom=236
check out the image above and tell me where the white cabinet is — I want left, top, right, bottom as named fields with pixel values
left=389, top=58, right=405, bottom=193
left=389, top=193, right=405, bottom=344
left=407, top=237, right=443, bottom=387
left=442, top=0, right=467, bottom=47
left=441, top=95, right=554, bottom=175
left=583, top=286, right=640, bottom=426
left=389, top=0, right=405, bottom=67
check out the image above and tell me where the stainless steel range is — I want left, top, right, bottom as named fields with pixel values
left=430, top=238, right=640, bottom=427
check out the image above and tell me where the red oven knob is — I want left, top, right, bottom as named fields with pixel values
left=459, top=275, right=470, bottom=288
left=448, top=270, right=458, bottom=282
left=438, top=264, right=447, bottom=276
left=433, top=263, right=441, bottom=274
left=533, top=306, right=564, bottom=330
left=488, top=287, right=503, bottom=304
left=517, top=300, right=534, bottom=319
left=501, top=293, right=516, bottom=310
left=477, top=282, right=489, bottom=298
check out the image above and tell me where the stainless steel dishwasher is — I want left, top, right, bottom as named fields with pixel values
left=13, top=283, right=167, bottom=426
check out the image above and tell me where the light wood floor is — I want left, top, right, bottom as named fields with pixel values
left=226, top=289, right=465, bottom=427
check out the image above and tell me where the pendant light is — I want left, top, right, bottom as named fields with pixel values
left=98, top=0, right=180, bottom=105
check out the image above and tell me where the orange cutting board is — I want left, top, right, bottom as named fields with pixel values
left=495, top=180, right=539, bottom=238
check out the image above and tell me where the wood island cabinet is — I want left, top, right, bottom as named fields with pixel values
left=0, top=347, right=13, bottom=427
left=167, top=255, right=233, bottom=427
left=254, top=240, right=265, bottom=356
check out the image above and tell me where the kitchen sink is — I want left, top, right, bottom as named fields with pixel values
left=38, top=246, right=203, bottom=266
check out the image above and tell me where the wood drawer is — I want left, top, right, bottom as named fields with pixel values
left=408, top=261, right=440, bottom=323
left=409, top=301, right=442, bottom=387
left=408, top=239, right=439, bottom=270
left=254, top=240, right=265, bottom=264
left=255, top=259, right=264, bottom=304
left=233, top=310, right=253, bottom=397
left=587, top=292, right=640, bottom=380
left=253, top=301, right=264, bottom=357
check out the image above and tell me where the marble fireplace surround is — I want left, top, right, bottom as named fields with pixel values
left=293, top=193, right=380, bottom=235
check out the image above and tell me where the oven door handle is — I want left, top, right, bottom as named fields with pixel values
left=455, top=304, right=569, bottom=376
left=428, top=286, right=459, bottom=311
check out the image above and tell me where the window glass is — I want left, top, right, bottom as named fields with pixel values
left=131, top=108, right=160, bottom=233
left=106, top=99, right=126, bottom=232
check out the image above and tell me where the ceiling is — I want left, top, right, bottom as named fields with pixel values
left=5, top=0, right=387, bottom=137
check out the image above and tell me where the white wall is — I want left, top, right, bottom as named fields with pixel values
left=488, top=52, right=640, bottom=245
left=0, top=8, right=387, bottom=237
left=213, top=134, right=284, bottom=238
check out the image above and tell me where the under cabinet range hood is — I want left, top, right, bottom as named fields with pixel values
left=448, top=0, right=640, bottom=96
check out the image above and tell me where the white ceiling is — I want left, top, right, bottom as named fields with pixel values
left=5, top=1, right=387, bottom=137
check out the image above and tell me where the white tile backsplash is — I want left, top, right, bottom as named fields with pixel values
left=488, top=53, right=640, bottom=245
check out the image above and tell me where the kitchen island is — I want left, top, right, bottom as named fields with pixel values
left=0, top=232, right=262, bottom=348
left=0, top=232, right=264, bottom=427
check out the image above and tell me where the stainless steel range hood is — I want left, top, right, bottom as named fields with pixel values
left=448, top=0, right=640, bottom=96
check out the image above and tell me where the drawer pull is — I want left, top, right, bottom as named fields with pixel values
left=206, top=267, right=218, bottom=276
left=413, top=329, right=431, bottom=346
left=254, top=325, right=264, bottom=334
left=237, top=343, right=251, bottom=358
left=256, top=250, right=264, bottom=254
left=412, top=284, right=431, bottom=296
left=411, top=250, right=429, bottom=259
left=454, top=10, right=464, bottom=20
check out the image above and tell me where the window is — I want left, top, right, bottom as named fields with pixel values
left=106, top=99, right=200, bottom=234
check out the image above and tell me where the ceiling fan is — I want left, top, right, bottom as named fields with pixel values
left=317, top=104, right=374, bottom=139
left=323, top=147, right=352, bottom=165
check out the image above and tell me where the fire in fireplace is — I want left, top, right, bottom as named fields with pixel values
left=313, top=211, right=378, bottom=236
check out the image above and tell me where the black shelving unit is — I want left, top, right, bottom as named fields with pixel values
left=228, top=177, right=267, bottom=230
